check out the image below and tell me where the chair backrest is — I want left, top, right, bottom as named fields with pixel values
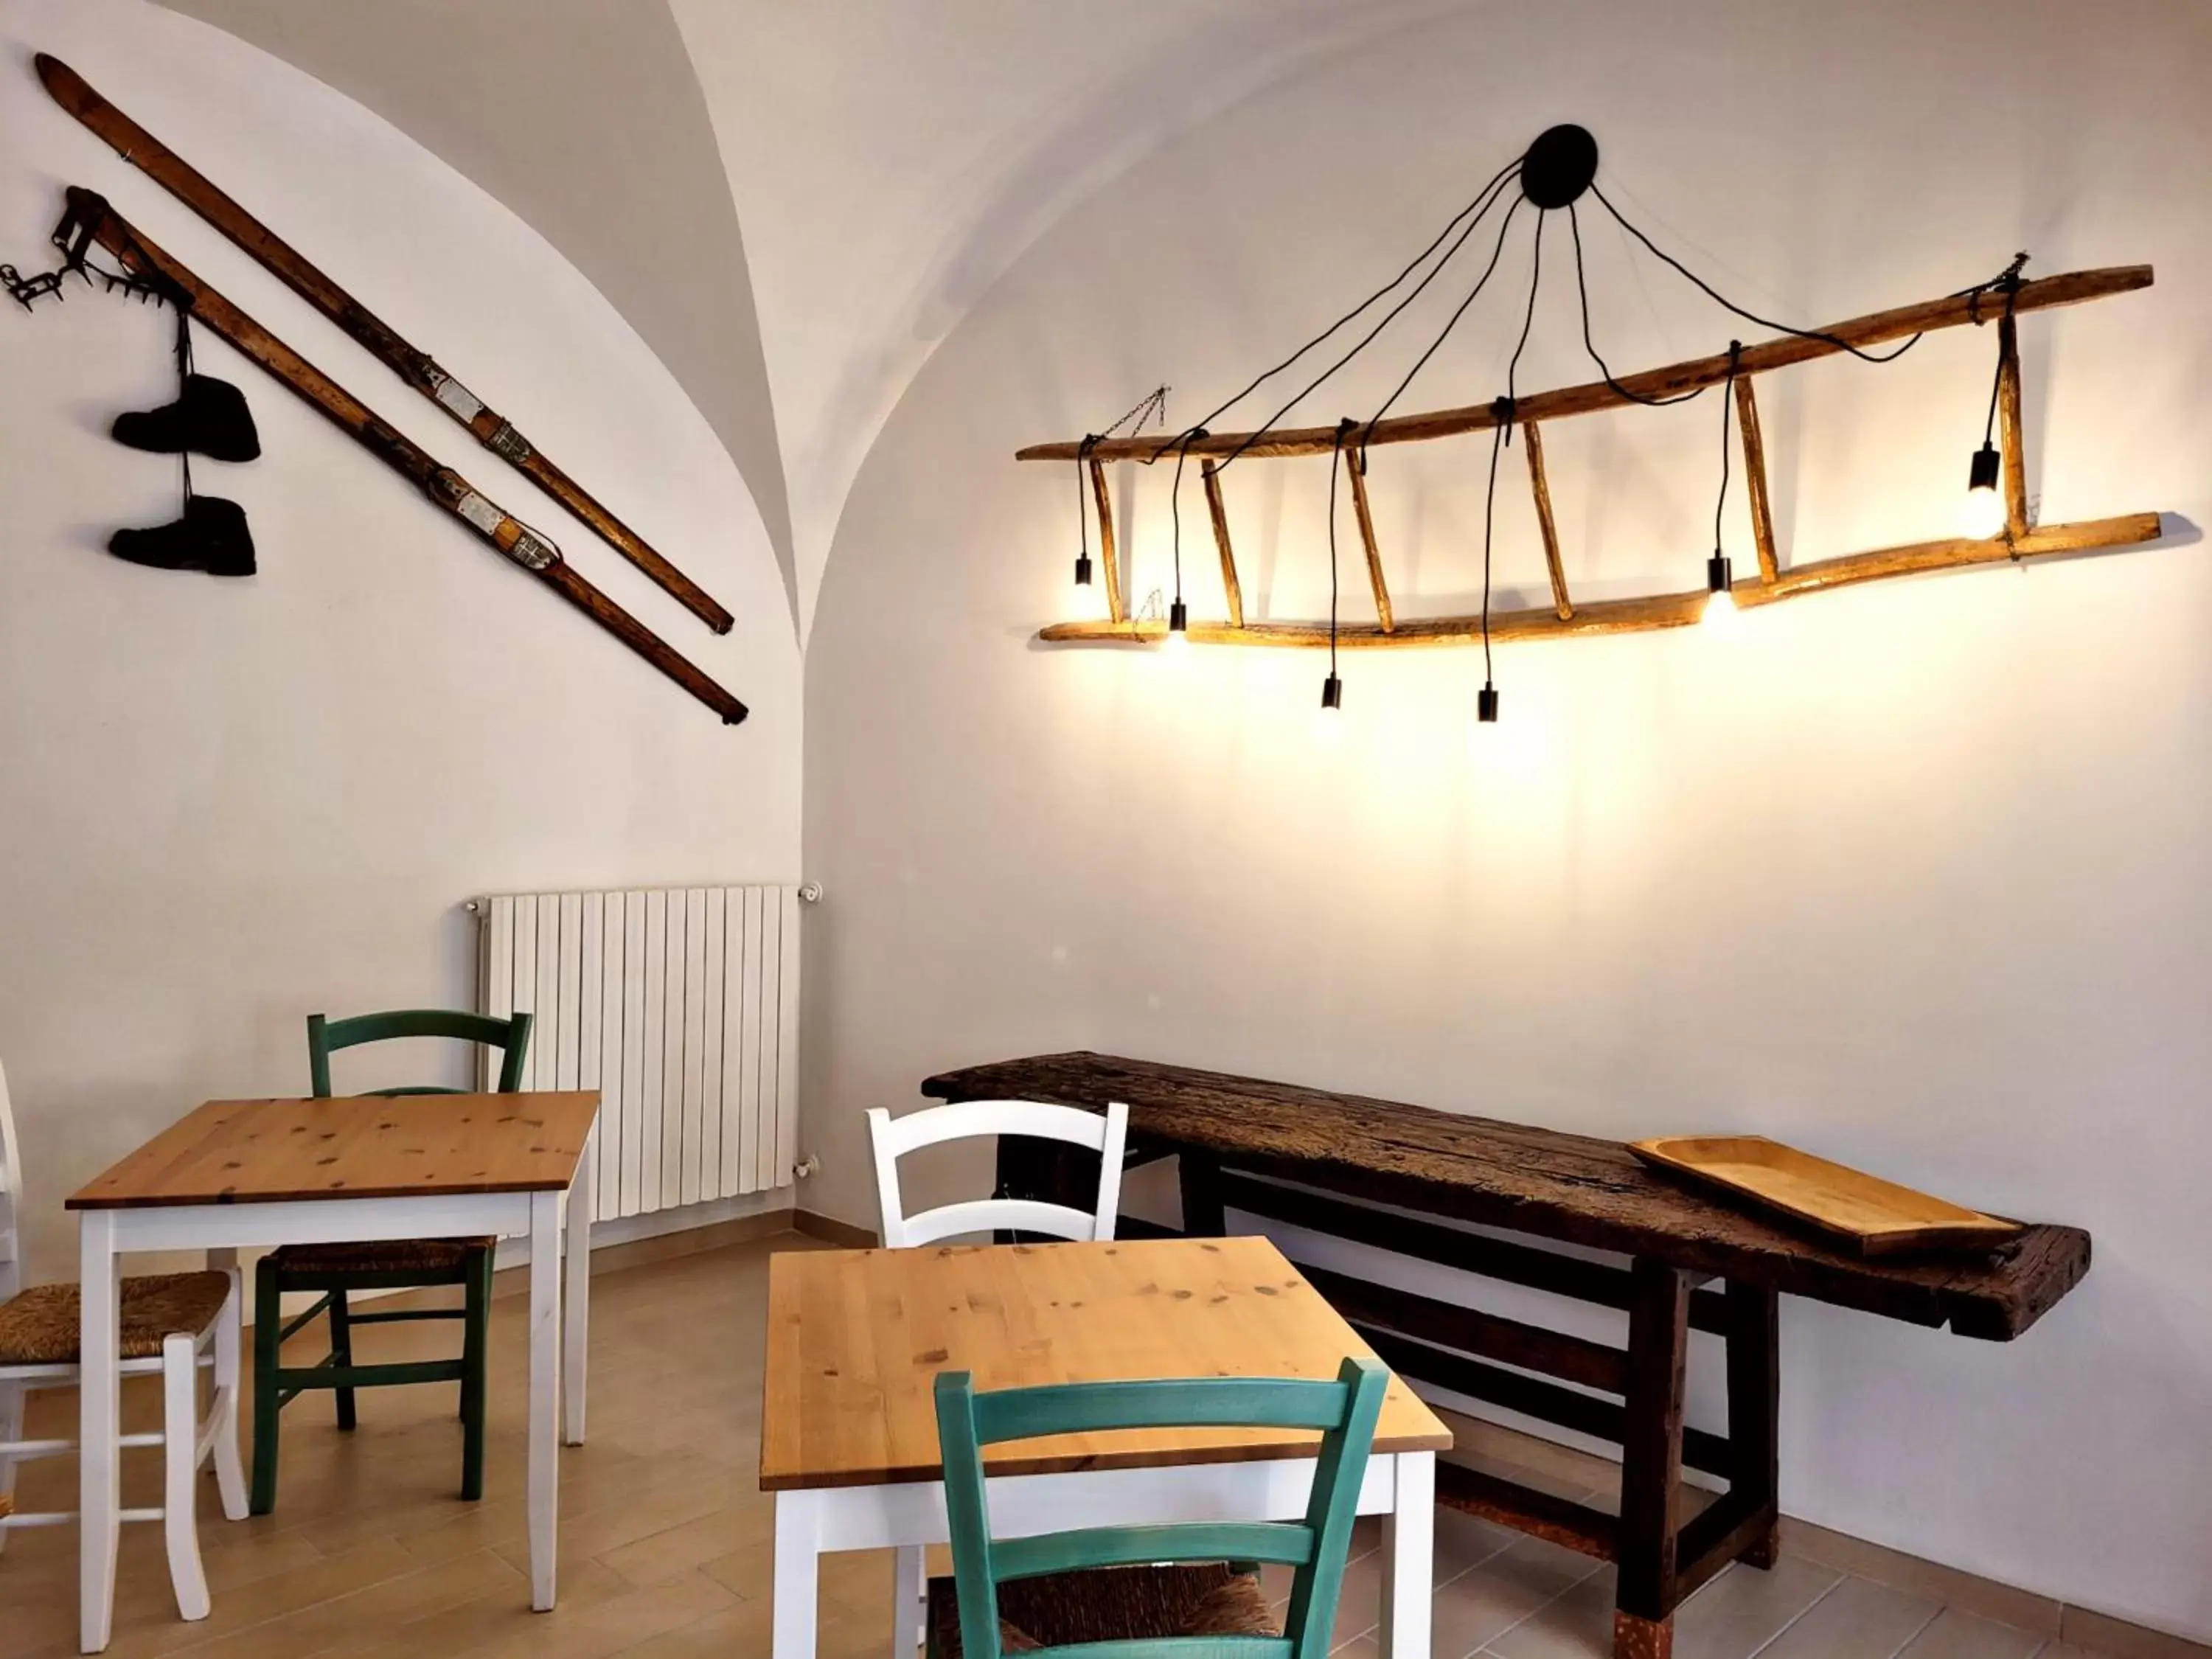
left=866, top=1099, right=1128, bottom=1248
left=935, top=1355, right=1388, bottom=1659
left=0, top=1055, right=21, bottom=1302
left=307, top=1009, right=534, bottom=1098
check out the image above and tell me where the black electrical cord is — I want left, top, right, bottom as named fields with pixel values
left=1359, top=195, right=1526, bottom=449
left=1480, top=396, right=1509, bottom=688
left=1715, top=340, right=1742, bottom=555
left=1074, top=433, right=1094, bottom=569
left=1203, top=162, right=1526, bottom=471
left=1590, top=182, right=1926, bottom=364
left=1568, top=203, right=1708, bottom=407
left=1150, top=156, right=1526, bottom=465
left=1503, top=209, right=1546, bottom=442
left=1978, top=271, right=2023, bottom=448
left=1329, top=420, right=1353, bottom=684
left=1167, top=426, right=1206, bottom=612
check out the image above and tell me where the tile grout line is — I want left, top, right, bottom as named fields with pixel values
left=1737, top=1568, right=1851, bottom=1659
left=1467, top=1548, right=1611, bottom=1658
left=1886, top=1601, right=1949, bottom=1659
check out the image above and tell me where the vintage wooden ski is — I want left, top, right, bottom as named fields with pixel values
left=37, top=53, right=737, bottom=637
left=61, top=189, right=748, bottom=725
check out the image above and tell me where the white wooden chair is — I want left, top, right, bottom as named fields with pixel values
left=0, top=1055, right=246, bottom=1621
left=866, top=1098, right=1130, bottom=1248
left=866, top=1096, right=1130, bottom=1655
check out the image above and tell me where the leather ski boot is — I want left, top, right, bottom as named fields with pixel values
left=111, top=372, right=261, bottom=462
left=107, top=493, right=257, bottom=576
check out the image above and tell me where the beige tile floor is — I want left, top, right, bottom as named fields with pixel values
left=0, top=1234, right=2129, bottom=1659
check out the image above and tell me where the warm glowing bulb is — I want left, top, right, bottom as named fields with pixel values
left=1161, top=597, right=1191, bottom=653
left=1958, top=442, right=2006, bottom=540
left=1958, top=484, right=2006, bottom=540
left=1703, top=552, right=1736, bottom=626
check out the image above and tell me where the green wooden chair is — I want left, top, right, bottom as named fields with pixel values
left=929, top=1354, right=1388, bottom=1658
left=249, top=1009, right=532, bottom=1515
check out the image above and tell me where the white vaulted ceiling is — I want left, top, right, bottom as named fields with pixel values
left=151, top=0, right=1461, bottom=639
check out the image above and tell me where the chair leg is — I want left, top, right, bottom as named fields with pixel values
left=459, top=1248, right=490, bottom=1502
left=251, top=1254, right=282, bottom=1517
left=210, top=1269, right=248, bottom=1521
left=328, top=1288, right=357, bottom=1432
left=0, top=1378, right=22, bottom=1558
left=162, top=1333, right=212, bottom=1621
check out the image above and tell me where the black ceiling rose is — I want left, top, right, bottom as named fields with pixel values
left=1520, top=123, right=1599, bottom=209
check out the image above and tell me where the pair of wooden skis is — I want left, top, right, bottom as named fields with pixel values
left=35, top=54, right=746, bottom=725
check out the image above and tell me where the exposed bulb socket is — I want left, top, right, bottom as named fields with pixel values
left=1968, top=441, right=2002, bottom=495
left=1319, top=672, right=1343, bottom=711
left=1167, top=598, right=1189, bottom=635
left=1477, top=681, right=1500, bottom=723
left=1074, top=552, right=1093, bottom=587
left=1707, top=551, right=1733, bottom=594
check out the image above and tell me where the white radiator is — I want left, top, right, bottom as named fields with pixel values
left=475, top=886, right=801, bottom=1220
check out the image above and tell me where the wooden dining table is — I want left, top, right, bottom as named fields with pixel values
left=66, top=1091, right=600, bottom=1653
left=760, top=1234, right=1453, bottom=1659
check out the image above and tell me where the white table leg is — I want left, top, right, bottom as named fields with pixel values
left=527, top=1188, right=563, bottom=1610
left=78, top=1210, right=121, bottom=1654
left=1379, top=1450, right=1433, bottom=1659
left=772, top=1490, right=821, bottom=1659
left=890, top=1542, right=925, bottom=1657
left=562, top=1124, right=593, bottom=1446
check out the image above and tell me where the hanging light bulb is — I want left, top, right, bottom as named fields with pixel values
left=1073, top=552, right=1093, bottom=589
left=1161, top=597, right=1191, bottom=653
left=1477, top=681, right=1500, bottom=723
left=1313, top=672, right=1344, bottom=744
left=1958, top=442, right=2006, bottom=540
left=1705, top=550, right=1736, bottom=625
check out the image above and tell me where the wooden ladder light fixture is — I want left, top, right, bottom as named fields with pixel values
left=1020, top=124, right=2161, bottom=722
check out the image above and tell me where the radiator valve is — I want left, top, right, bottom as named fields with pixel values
left=793, top=1152, right=821, bottom=1180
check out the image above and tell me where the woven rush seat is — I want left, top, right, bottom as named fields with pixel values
left=268, top=1237, right=493, bottom=1275
left=0, top=1270, right=232, bottom=1365
left=926, top=1564, right=1275, bottom=1656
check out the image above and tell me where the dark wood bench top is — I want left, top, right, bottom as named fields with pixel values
left=920, top=1051, right=2089, bottom=1342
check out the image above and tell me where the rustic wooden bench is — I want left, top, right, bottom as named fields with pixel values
left=922, top=1051, right=2090, bottom=1659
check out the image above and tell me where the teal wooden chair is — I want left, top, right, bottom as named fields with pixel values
left=249, top=1009, right=532, bottom=1515
left=929, top=1354, right=1388, bottom=1658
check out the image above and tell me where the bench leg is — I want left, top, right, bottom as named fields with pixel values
left=1177, top=1152, right=1226, bottom=1238
left=1614, top=1256, right=1690, bottom=1659
left=1723, top=1280, right=1781, bottom=1571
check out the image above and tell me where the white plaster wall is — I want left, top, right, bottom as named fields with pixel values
left=669, top=0, right=1464, bottom=640
left=803, top=0, right=2212, bottom=1637
left=0, top=0, right=799, bottom=1282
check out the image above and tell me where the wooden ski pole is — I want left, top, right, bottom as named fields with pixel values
left=38, top=53, right=738, bottom=636
left=63, top=188, right=748, bottom=726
